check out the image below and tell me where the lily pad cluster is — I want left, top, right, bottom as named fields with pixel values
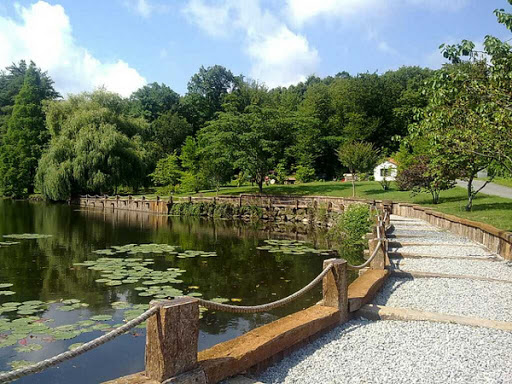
left=0, top=241, right=19, bottom=247
left=0, top=283, right=15, bottom=297
left=73, top=258, right=187, bottom=293
left=177, top=250, right=217, bottom=259
left=57, top=299, right=89, bottom=312
left=3, top=234, right=53, bottom=240
left=93, top=243, right=179, bottom=256
left=0, top=314, right=121, bottom=351
left=257, top=239, right=333, bottom=255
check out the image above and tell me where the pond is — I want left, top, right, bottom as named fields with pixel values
left=0, top=200, right=359, bottom=383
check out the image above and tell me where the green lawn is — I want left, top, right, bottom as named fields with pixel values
left=163, top=181, right=512, bottom=232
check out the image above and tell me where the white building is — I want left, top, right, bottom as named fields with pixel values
left=374, top=158, right=398, bottom=182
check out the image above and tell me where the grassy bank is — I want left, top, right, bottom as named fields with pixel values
left=184, top=182, right=512, bottom=232
left=99, top=181, right=512, bottom=232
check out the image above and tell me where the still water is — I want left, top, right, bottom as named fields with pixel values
left=0, top=200, right=354, bottom=383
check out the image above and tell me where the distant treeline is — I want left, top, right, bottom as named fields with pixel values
left=0, top=60, right=434, bottom=200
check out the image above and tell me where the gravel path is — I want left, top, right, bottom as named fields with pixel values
left=374, top=276, right=512, bottom=322
left=389, top=244, right=493, bottom=257
left=391, top=257, right=512, bottom=281
left=255, top=215, right=512, bottom=383
left=257, top=319, right=512, bottom=384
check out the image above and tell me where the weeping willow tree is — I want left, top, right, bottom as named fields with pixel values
left=36, top=90, right=149, bottom=201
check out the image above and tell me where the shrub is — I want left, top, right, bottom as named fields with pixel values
left=295, top=165, right=316, bottom=183
left=328, top=204, right=372, bottom=250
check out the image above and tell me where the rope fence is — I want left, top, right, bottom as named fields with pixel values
left=0, top=206, right=391, bottom=383
left=197, top=263, right=333, bottom=313
left=0, top=306, right=159, bottom=383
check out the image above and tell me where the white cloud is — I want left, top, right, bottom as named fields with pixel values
left=123, top=0, right=170, bottom=18
left=0, top=1, right=146, bottom=97
left=405, top=0, right=469, bottom=11
left=286, top=0, right=469, bottom=26
left=183, top=0, right=231, bottom=37
left=183, top=0, right=319, bottom=87
left=286, top=0, right=382, bottom=26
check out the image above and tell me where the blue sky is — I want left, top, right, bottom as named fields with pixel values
left=0, top=0, right=509, bottom=96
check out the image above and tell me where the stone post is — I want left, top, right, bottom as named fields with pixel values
left=145, top=297, right=203, bottom=382
left=322, top=258, right=348, bottom=323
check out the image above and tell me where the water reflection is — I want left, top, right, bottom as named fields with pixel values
left=0, top=200, right=361, bottom=383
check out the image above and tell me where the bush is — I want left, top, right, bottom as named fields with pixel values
left=328, top=204, right=372, bottom=250
left=396, top=155, right=455, bottom=204
left=295, top=165, right=316, bottom=183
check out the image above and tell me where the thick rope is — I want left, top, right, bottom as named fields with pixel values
left=0, top=305, right=159, bottom=383
left=198, top=263, right=333, bottom=313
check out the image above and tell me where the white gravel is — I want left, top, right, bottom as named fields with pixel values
left=389, top=244, right=493, bottom=257
left=257, top=319, right=512, bottom=384
left=391, top=257, right=512, bottom=281
left=374, top=276, right=512, bottom=322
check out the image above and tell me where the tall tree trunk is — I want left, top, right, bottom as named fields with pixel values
left=351, top=172, right=356, bottom=197
left=258, top=179, right=263, bottom=193
left=466, top=175, right=474, bottom=211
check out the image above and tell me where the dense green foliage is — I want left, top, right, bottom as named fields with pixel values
left=337, top=141, right=379, bottom=197
left=402, top=1, right=512, bottom=210
left=0, top=63, right=58, bottom=197
left=2, top=2, right=511, bottom=202
left=35, top=91, right=147, bottom=200
left=329, top=204, right=372, bottom=253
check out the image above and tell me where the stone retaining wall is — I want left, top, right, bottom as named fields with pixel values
left=73, top=195, right=512, bottom=260
left=392, top=202, right=512, bottom=261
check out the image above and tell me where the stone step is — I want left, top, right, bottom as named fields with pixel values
left=357, top=304, right=512, bottom=332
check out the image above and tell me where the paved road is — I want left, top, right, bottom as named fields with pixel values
left=456, top=179, right=512, bottom=199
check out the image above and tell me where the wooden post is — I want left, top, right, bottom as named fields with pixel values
left=369, top=238, right=385, bottom=270
left=145, top=297, right=201, bottom=382
left=322, top=258, right=348, bottom=323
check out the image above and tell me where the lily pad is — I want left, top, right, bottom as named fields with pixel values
left=4, top=234, right=52, bottom=240
left=15, top=343, right=43, bottom=353
left=90, top=315, right=112, bottom=321
left=68, top=343, right=84, bottom=351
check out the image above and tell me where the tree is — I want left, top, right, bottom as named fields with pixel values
left=0, top=60, right=59, bottom=129
left=187, top=65, right=241, bottom=120
left=396, top=155, right=455, bottom=204
left=151, top=154, right=182, bottom=190
left=0, top=63, right=51, bottom=197
left=151, top=112, right=193, bottom=155
left=200, top=105, right=299, bottom=192
left=410, top=2, right=512, bottom=210
left=36, top=90, right=146, bottom=200
left=337, top=141, right=379, bottom=197
left=129, top=82, right=179, bottom=122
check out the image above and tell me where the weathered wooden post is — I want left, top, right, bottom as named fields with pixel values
left=145, top=297, right=205, bottom=383
left=369, top=237, right=385, bottom=270
left=322, top=258, right=349, bottom=323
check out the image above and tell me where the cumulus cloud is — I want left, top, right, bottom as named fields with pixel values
left=123, top=0, right=170, bottom=18
left=0, top=1, right=146, bottom=97
left=286, top=0, right=469, bottom=25
left=183, top=0, right=319, bottom=88
left=286, top=0, right=382, bottom=26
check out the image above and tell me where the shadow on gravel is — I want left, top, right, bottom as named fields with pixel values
left=373, top=276, right=412, bottom=306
